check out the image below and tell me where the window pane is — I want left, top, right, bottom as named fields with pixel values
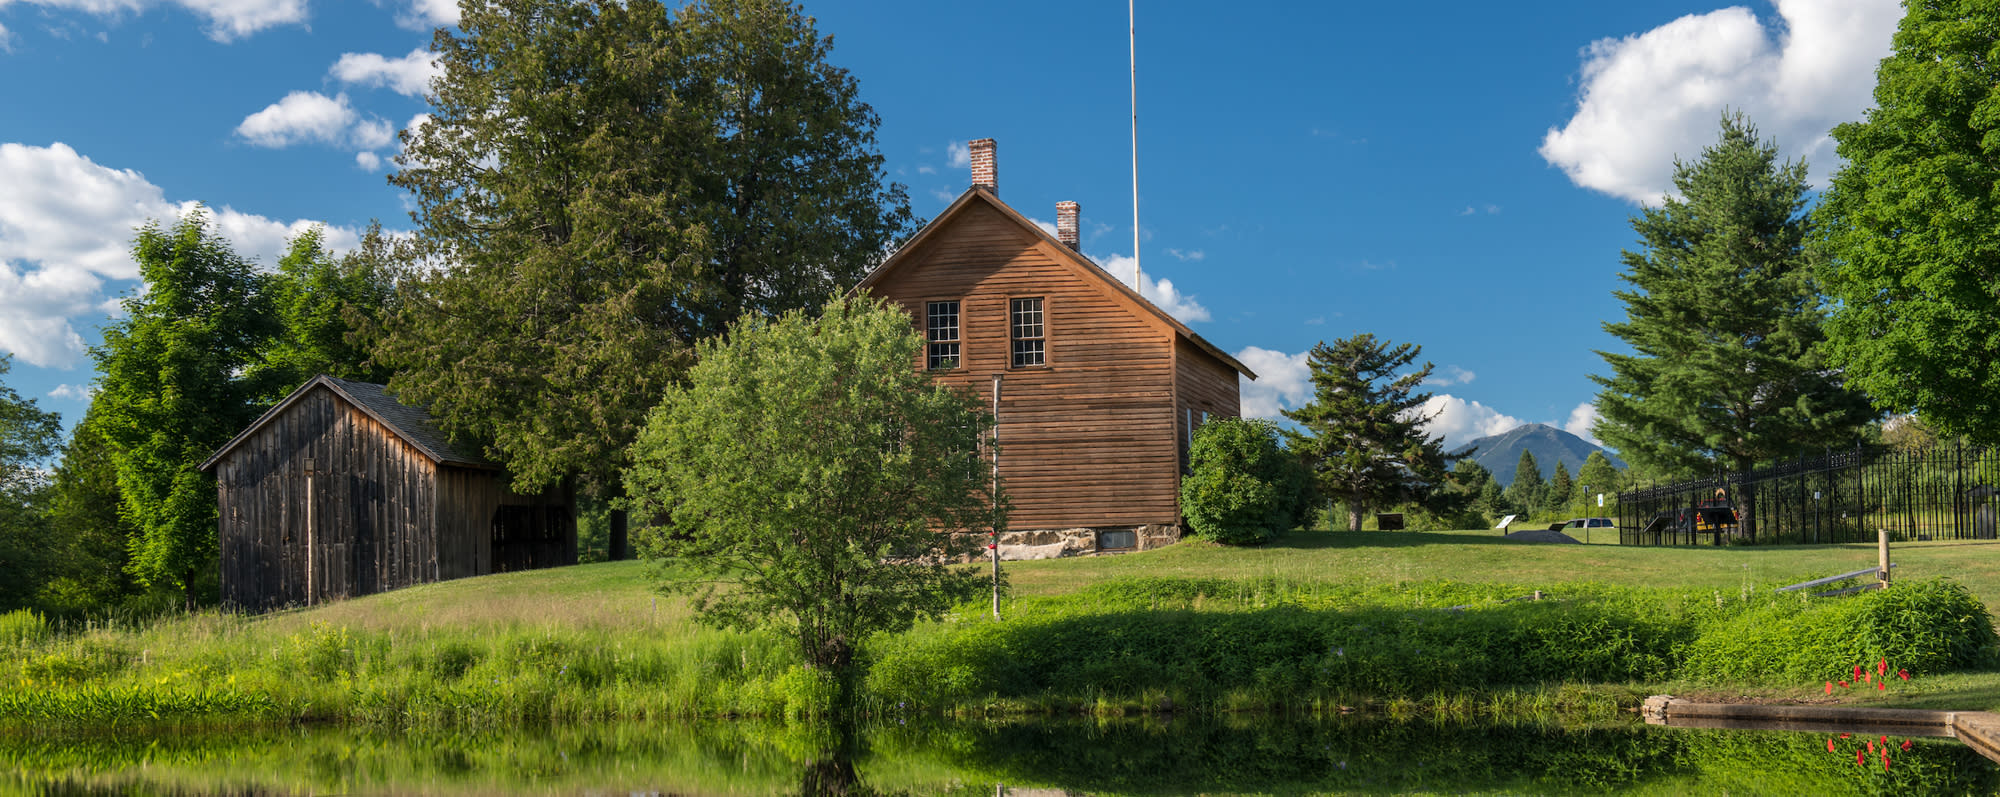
left=926, top=301, right=959, bottom=369
left=1010, top=298, right=1044, bottom=367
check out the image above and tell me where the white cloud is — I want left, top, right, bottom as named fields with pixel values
left=1234, top=346, right=1310, bottom=419
left=946, top=140, right=970, bottom=169
left=392, top=0, right=457, bottom=30
left=46, top=383, right=93, bottom=400
left=0, top=0, right=308, bottom=41
left=236, top=91, right=395, bottom=152
left=0, top=22, right=13, bottom=52
left=1540, top=0, right=1901, bottom=204
left=1093, top=252, right=1211, bottom=323
left=354, top=151, right=382, bottom=171
left=1165, top=248, right=1205, bottom=261
left=330, top=47, right=441, bottom=97
left=0, top=142, right=361, bottom=368
left=1416, top=394, right=1523, bottom=451
left=1427, top=365, right=1476, bottom=386
left=1564, top=401, right=1601, bottom=445
left=1028, top=217, right=1058, bottom=238
left=916, top=164, right=936, bottom=175
left=236, top=91, right=355, bottom=148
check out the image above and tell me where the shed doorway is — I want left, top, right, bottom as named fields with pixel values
left=491, top=505, right=574, bottom=573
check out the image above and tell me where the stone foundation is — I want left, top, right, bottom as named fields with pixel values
left=956, top=524, right=1183, bottom=562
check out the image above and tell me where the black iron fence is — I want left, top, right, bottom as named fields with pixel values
left=1617, top=445, right=2000, bottom=546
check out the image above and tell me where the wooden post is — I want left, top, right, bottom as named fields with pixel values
left=303, top=457, right=317, bottom=604
left=1879, top=528, right=1892, bottom=587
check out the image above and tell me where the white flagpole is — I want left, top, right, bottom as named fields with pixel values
left=1130, top=0, right=1141, bottom=288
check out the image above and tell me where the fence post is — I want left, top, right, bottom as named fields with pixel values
left=1879, top=528, right=1892, bottom=587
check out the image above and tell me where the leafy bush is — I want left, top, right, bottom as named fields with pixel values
left=0, top=609, right=47, bottom=651
left=1181, top=418, right=1311, bottom=544
left=1680, top=578, right=2000, bottom=682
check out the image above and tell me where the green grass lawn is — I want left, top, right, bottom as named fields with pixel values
left=10, top=528, right=2000, bottom=724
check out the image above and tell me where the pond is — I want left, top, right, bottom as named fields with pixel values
left=6, top=715, right=1997, bottom=795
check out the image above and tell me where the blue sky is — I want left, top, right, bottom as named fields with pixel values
left=0, top=0, right=1902, bottom=450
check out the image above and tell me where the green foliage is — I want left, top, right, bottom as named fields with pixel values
left=250, top=224, right=397, bottom=399
left=1817, top=1, right=2000, bottom=442
left=1284, top=333, right=1462, bottom=531
left=1181, top=418, right=1310, bottom=545
left=1507, top=450, right=1545, bottom=517
left=0, top=355, right=62, bottom=613
left=380, top=0, right=915, bottom=499
left=1594, top=114, right=1873, bottom=477
left=624, top=294, right=996, bottom=691
left=1681, top=579, right=2000, bottom=683
left=1576, top=450, right=1621, bottom=510
left=1550, top=462, right=1574, bottom=511
left=91, top=209, right=275, bottom=605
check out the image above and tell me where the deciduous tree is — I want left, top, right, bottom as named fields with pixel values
left=380, top=0, right=914, bottom=499
left=1817, top=2, right=2000, bottom=442
left=623, top=295, right=995, bottom=709
left=1182, top=418, right=1312, bottom=545
left=92, top=209, right=275, bottom=605
left=1576, top=450, right=1621, bottom=511
left=1593, top=114, right=1873, bottom=481
left=1284, top=333, right=1460, bottom=531
left=252, top=224, right=397, bottom=399
left=0, top=355, right=61, bottom=611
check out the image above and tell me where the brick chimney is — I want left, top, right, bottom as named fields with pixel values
left=1055, top=201, right=1080, bottom=249
left=969, top=138, right=997, bottom=194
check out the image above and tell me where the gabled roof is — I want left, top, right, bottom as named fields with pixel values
left=199, top=375, right=499, bottom=472
left=857, top=186, right=1258, bottom=380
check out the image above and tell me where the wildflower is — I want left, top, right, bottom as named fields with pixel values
left=1883, top=754, right=1891, bottom=771
left=1881, top=735, right=1888, bottom=744
left=1899, top=669, right=1910, bottom=681
left=1868, top=741, right=1876, bottom=753
left=1877, top=681, right=1886, bottom=691
left=1901, top=739, right=1912, bottom=751
left=1857, top=749, right=1865, bottom=765
left=1855, top=664, right=1864, bottom=680
left=1879, top=658, right=1888, bottom=675
left=1825, top=682, right=1834, bottom=695
left=1840, top=681, right=1850, bottom=688
left=1827, top=738, right=1836, bottom=752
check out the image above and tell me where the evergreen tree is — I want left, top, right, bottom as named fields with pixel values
left=92, top=209, right=275, bottom=605
left=1550, top=461, right=1574, bottom=515
left=1577, top=450, right=1621, bottom=513
left=1477, top=480, right=1511, bottom=522
left=1817, top=2, right=2000, bottom=442
left=1284, top=333, right=1460, bottom=531
left=1593, top=114, right=1873, bottom=480
left=1507, top=450, right=1545, bottom=517
left=379, top=0, right=914, bottom=498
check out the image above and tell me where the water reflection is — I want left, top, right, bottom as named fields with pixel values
left=5, top=714, right=1997, bottom=795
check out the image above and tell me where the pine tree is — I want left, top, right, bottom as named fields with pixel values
left=1284, top=333, right=1460, bottom=531
left=1593, top=114, right=1872, bottom=480
left=1507, top=450, right=1545, bottom=517
left=1577, top=451, right=1621, bottom=512
left=1550, top=462, right=1574, bottom=515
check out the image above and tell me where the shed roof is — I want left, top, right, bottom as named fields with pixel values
left=857, top=186, right=1257, bottom=380
left=199, top=375, right=498, bottom=472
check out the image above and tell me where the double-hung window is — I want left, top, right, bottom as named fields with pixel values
left=926, top=301, right=960, bottom=370
left=1010, top=297, right=1045, bottom=367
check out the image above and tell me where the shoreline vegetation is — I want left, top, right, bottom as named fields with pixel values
left=5, top=531, right=2000, bottom=730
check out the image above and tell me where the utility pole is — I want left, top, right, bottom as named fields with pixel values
left=1129, top=0, right=1141, bottom=288
left=991, top=373, right=1003, bottom=619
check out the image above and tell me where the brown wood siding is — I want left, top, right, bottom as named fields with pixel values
left=871, top=201, right=1183, bottom=530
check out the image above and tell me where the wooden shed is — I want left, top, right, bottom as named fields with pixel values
left=200, top=375, right=574, bottom=610
left=857, top=138, right=1256, bottom=554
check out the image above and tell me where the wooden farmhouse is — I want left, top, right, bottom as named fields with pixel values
left=859, top=138, right=1255, bottom=556
left=200, top=375, right=574, bottom=610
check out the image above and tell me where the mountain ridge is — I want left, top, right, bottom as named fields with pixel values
left=1457, top=423, right=1625, bottom=486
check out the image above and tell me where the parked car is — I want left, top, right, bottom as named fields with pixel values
left=1562, top=518, right=1615, bottom=531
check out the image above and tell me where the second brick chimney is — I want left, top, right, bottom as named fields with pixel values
left=969, top=138, right=997, bottom=194
left=1055, top=201, right=1080, bottom=249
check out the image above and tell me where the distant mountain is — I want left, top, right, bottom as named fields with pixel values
left=1457, top=423, right=1626, bottom=486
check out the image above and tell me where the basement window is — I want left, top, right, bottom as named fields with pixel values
left=1010, top=297, right=1045, bottom=367
left=926, top=300, right=960, bottom=370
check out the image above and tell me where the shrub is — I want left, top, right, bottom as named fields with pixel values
left=1678, top=578, right=2000, bottom=682
left=0, top=609, right=47, bottom=651
left=1181, top=418, right=1311, bottom=544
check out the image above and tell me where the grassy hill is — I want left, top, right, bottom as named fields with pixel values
left=8, top=530, right=2000, bottom=726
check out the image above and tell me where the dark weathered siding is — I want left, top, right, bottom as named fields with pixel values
left=870, top=200, right=1183, bottom=530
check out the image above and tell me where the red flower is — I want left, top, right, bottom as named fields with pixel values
left=1840, top=733, right=1851, bottom=738
left=1878, top=681, right=1887, bottom=691
left=1840, top=681, right=1850, bottom=688
left=1825, top=682, right=1834, bottom=695
left=1881, top=735, right=1889, bottom=744
left=1828, top=738, right=1836, bottom=752
left=1855, top=664, right=1864, bottom=680
left=1901, top=739, right=1913, bottom=751
left=1857, top=749, right=1866, bottom=765
left=1899, top=669, right=1910, bottom=681
left=1880, top=658, right=1889, bottom=675
left=1883, top=755, right=1891, bottom=771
